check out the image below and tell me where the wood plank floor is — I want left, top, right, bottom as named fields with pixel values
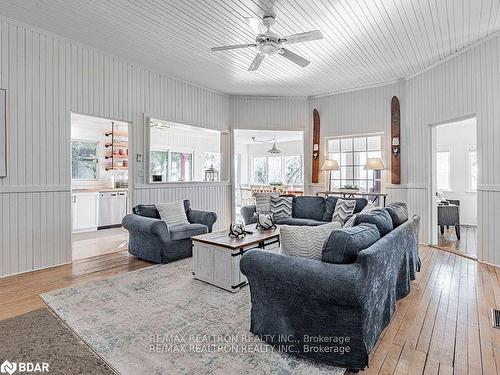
left=437, top=225, right=477, bottom=258
left=1, top=246, right=499, bottom=374
left=72, top=227, right=129, bottom=261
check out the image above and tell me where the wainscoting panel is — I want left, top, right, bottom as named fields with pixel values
left=0, top=190, right=71, bottom=277
left=0, top=17, right=229, bottom=277
left=133, top=183, right=232, bottom=231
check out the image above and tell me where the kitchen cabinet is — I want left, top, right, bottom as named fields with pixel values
left=72, top=192, right=99, bottom=233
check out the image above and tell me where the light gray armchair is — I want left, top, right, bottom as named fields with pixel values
left=122, top=200, right=217, bottom=263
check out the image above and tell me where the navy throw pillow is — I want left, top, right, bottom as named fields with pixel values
left=322, top=223, right=380, bottom=264
left=354, top=208, right=393, bottom=237
left=384, top=202, right=408, bottom=228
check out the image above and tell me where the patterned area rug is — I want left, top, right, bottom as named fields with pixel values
left=41, top=259, right=345, bottom=375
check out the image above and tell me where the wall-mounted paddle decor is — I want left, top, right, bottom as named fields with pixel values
left=312, top=109, right=320, bottom=183
left=0, top=89, right=6, bottom=177
left=391, top=96, right=401, bottom=184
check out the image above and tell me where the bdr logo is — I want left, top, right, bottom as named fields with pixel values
left=0, top=360, right=49, bottom=374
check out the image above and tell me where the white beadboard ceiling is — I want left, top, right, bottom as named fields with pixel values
left=0, top=0, right=499, bottom=96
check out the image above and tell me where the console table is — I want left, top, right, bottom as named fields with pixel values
left=191, top=226, right=280, bottom=293
left=316, top=191, right=388, bottom=207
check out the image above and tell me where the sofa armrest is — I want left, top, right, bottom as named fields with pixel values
left=241, top=205, right=257, bottom=225
left=187, top=209, right=217, bottom=232
left=122, top=214, right=171, bottom=243
left=240, top=250, right=363, bottom=306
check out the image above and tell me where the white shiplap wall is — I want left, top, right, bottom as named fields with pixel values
left=404, top=35, right=500, bottom=265
left=306, top=35, right=500, bottom=266
left=0, top=17, right=231, bottom=277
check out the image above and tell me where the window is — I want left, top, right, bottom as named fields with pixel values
left=327, top=135, right=382, bottom=191
left=204, top=152, right=221, bottom=179
left=148, top=117, right=227, bottom=183
left=436, top=151, right=451, bottom=191
left=72, top=141, right=98, bottom=180
left=469, top=145, right=477, bottom=191
left=150, top=150, right=193, bottom=182
left=253, top=157, right=268, bottom=184
left=251, top=155, right=303, bottom=185
left=150, top=150, right=169, bottom=181
left=170, top=152, right=193, bottom=182
left=285, top=155, right=304, bottom=185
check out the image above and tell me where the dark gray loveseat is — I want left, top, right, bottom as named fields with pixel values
left=241, top=195, right=368, bottom=226
left=240, top=203, right=420, bottom=371
left=122, top=200, right=217, bottom=263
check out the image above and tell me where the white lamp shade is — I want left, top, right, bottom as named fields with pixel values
left=364, top=158, right=385, bottom=170
left=321, top=159, right=340, bottom=171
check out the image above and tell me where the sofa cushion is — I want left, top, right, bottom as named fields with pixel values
left=292, top=196, right=325, bottom=221
left=169, top=223, right=208, bottom=240
left=322, top=196, right=338, bottom=221
left=332, top=199, right=357, bottom=224
left=354, top=208, right=394, bottom=237
left=133, top=204, right=161, bottom=219
left=157, top=201, right=189, bottom=225
left=322, top=223, right=380, bottom=264
left=270, top=196, right=293, bottom=221
left=134, top=201, right=190, bottom=219
left=281, top=222, right=341, bottom=260
left=384, top=202, right=409, bottom=228
left=275, top=217, right=326, bottom=226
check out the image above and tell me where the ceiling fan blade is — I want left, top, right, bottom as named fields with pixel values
left=211, top=43, right=256, bottom=52
left=244, top=17, right=265, bottom=35
left=248, top=54, right=265, bottom=71
left=280, top=30, right=323, bottom=44
left=279, top=48, right=310, bottom=67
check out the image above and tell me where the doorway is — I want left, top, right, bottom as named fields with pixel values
left=70, top=113, right=130, bottom=261
left=232, top=129, right=305, bottom=221
left=430, top=117, right=478, bottom=258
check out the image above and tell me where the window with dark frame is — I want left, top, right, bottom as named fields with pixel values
left=327, top=135, right=382, bottom=191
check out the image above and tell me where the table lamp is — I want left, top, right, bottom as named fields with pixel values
left=321, top=159, right=340, bottom=191
left=364, top=158, right=385, bottom=193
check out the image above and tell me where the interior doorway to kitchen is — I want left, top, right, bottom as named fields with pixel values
left=430, top=116, right=478, bottom=258
left=70, top=113, right=130, bottom=261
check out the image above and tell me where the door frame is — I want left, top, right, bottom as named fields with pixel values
left=427, top=114, right=477, bottom=247
left=70, top=112, right=133, bottom=261
left=231, top=128, right=306, bottom=221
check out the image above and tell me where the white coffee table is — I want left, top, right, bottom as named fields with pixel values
left=191, top=225, right=280, bottom=293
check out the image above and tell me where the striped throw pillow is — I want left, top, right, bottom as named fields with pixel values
left=270, top=196, right=293, bottom=221
left=156, top=201, right=189, bottom=225
left=332, top=199, right=357, bottom=225
left=280, top=223, right=341, bottom=260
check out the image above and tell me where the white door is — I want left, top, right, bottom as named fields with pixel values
left=72, top=193, right=99, bottom=232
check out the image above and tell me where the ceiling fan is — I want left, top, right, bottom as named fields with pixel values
left=211, top=15, right=323, bottom=71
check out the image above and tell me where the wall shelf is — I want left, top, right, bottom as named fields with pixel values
left=105, top=122, right=129, bottom=171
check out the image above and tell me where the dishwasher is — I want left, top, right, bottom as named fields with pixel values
left=98, top=191, right=128, bottom=229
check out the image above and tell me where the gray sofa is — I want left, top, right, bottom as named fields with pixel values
left=240, top=203, right=420, bottom=371
left=122, top=200, right=217, bottom=263
left=241, top=195, right=368, bottom=225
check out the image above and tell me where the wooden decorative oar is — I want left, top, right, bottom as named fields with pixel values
left=391, top=96, right=401, bottom=184
left=312, top=109, right=320, bottom=183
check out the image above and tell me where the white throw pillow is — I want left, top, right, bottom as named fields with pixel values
left=156, top=201, right=189, bottom=225
left=332, top=199, right=357, bottom=225
left=280, top=223, right=341, bottom=260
